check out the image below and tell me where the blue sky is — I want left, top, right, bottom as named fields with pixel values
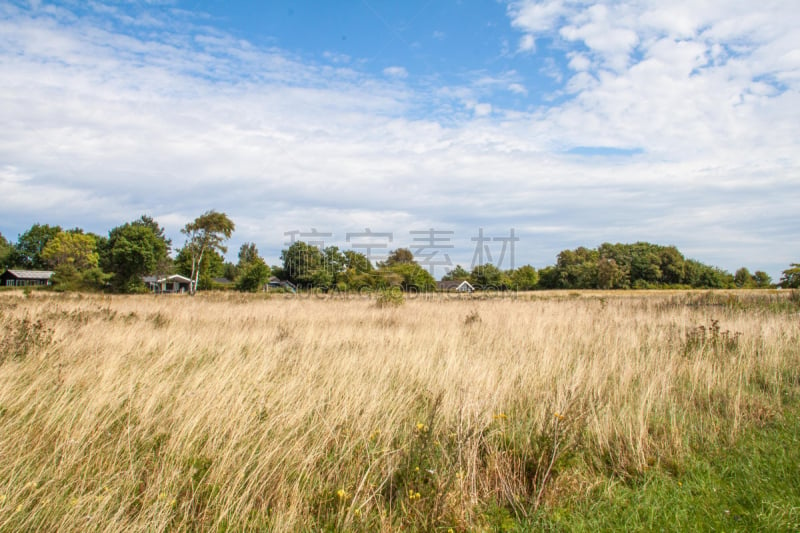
left=1, top=0, right=798, bottom=279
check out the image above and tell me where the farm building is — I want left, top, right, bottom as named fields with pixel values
left=1, top=269, right=54, bottom=287
left=436, top=280, right=475, bottom=293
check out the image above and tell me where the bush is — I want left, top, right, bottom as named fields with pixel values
left=375, top=288, right=404, bottom=307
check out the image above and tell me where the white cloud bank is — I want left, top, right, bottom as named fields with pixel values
left=0, top=1, right=797, bottom=278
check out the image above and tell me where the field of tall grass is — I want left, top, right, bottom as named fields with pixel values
left=0, top=290, right=798, bottom=531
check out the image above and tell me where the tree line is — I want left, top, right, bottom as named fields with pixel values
left=1, top=214, right=798, bottom=292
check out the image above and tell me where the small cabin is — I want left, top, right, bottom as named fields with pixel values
left=1, top=269, right=55, bottom=287
left=143, top=274, right=192, bottom=294
left=436, top=280, right=475, bottom=293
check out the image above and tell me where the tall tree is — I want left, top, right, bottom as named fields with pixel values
left=734, top=267, right=755, bottom=288
left=382, top=248, right=415, bottom=266
left=134, top=215, right=172, bottom=253
left=181, top=211, right=235, bottom=295
left=281, top=241, right=326, bottom=287
left=41, top=232, right=99, bottom=271
left=107, top=222, right=167, bottom=292
left=510, top=265, right=539, bottom=290
left=780, top=263, right=800, bottom=289
left=752, top=271, right=772, bottom=288
left=0, top=232, right=12, bottom=270
left=14, top=223, right=62, bottom=269
left=236, top=257, right=270, bottom=292
left=470, top=264, right=507, bottom=289
left=175, top=246, right=224, bottom=290
left=238, top=242, right=259, bottom=267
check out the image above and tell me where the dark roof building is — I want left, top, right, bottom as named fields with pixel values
left=1, top=269, right=55, bottom=287
left=436, top=280, right=475, bottom=292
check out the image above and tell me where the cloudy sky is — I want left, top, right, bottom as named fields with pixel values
left=1, top=0, right=798, bottom=279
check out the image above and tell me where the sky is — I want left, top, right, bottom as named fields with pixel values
left=1, top=0, right=798, bottom=280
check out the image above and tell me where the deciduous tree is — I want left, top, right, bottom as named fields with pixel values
left=181, top=211, right=235, bottom=295
left=107, top=223, right=167, bottom=293
left=41, top=232, right=99, bottom=271
left=780, top=263, right=800, bottom=288
left=14, top=223, right=62, bottom=269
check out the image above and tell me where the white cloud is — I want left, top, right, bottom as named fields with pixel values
left=518, top=34, right=535, bottom=53
left=508, top=83, right=527, bottom=95
left=473, top=103, right=493, bottom=116
left=383, top=66, right=408, bottom=78
left=0, top=2, right=797, bottom=279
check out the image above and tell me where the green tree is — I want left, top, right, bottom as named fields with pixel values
left=537, top=265, right=560, bottom=289
left=509, top=265, right=538, bottom=290
left=175, top=246, right=224, bottom=290
left=41, top=231, right=106, bottom=291
left=556, top=247, right=599, bottom=288
left=236, top=257, right=270, bottom=292
left=0, top=232, right=13, bottom=270
left=281, top=241, right=325, bottom=287
left=780, top=264, right=800, bottom=289
left=382, top=248, right=415, bottom=266
left=238, top=242, right=259, bottom=267
left=752, top=271, right=772, bottom=288
left=380, top=262, right=436, bottom=291
left=339, top=250, right=375, bottom=290
left=470, top=264, right=506, bottom=289
left=181, top=211, right=235, bottom=295
left=597, top=257, right=625, bottom=289
left=135, top=215, right=172, bottom=253
left=441, top=265, right=470, bottom=282
left=734, top=267, right=755, bottom=288
left=107, top=223, right=167, bottom=293
left=41, top=232, right=99, bottom=271
left=14, top=223, right=62, bottom=269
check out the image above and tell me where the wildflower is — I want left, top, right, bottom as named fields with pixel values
left=170, top=498, right=177, bottom=508
left=553, top=412, right=565, bottom=421
left=336, top=488, right=349, bottom=500
left=415, top=422, right=428, bottom=433
left=493, top=413, right=508, bottom=421
left=16, top=505, right=23, bottom=513
left=369, top=429, right=380, bottom=442
left=415, top=466, right=420, bottom=472
left=354, top=509, right=362, bottom=518
left=0, top=494, right=5, bottom=503
left=158, top=492, right=166, bottom=501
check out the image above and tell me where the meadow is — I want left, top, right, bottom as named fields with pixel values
left=0, top=289, right=798, bottom=531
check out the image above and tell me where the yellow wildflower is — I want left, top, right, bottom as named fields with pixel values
left=336, top=488, right=349, bottom=500
left=493, top=413, right=508, bottom=421
left=0, top=494, right=5, bottom=503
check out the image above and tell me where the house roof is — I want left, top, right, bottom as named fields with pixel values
left=437, top=280, right=473, bottom=290
left=3, top=269, right=55, bottom=280
left=143, top=274, right=192, bottom=284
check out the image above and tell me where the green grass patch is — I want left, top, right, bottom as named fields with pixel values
left=529, top=403, right=800, bottom=532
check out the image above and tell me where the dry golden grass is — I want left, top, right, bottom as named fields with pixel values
left=0, top=289, right=798, bottom=531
